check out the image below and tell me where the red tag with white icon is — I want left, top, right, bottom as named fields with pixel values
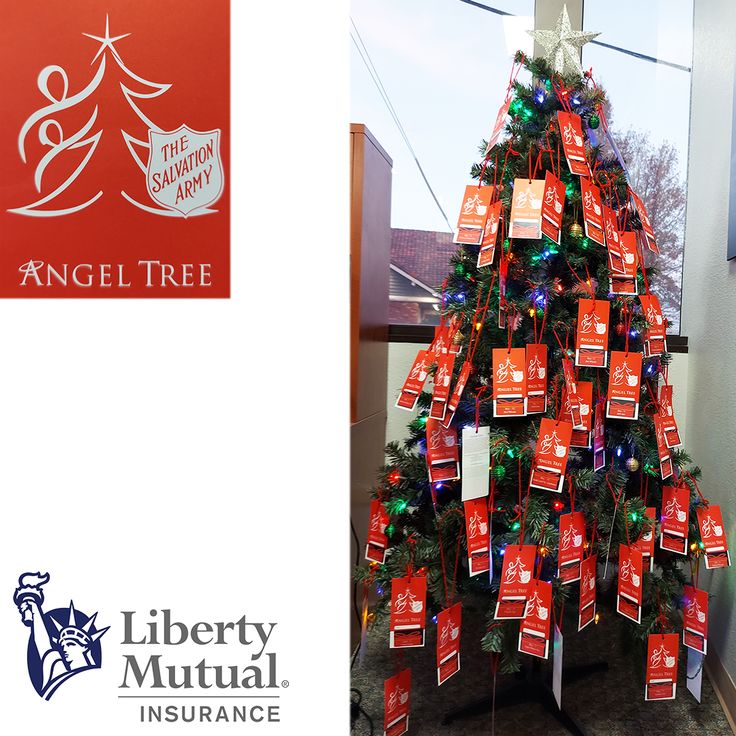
left=518, top=579, right=553, bottom=659
left=640, top=294, right=667, bottom=357
left=526, top=343, right=548, bottom=414
left=602, top=205, right=621, bottom=252
left=509, top=179, right=545, bottom=239
left=630, top=189, right=659, bottom=254
left=492, top=347, right=527, bottom=417
left=485, top=98, right=512, bottom=154
left=653, top=414, right=673, bottom=480
left=541, top=171, right=566, bottom=244
left=530, top=418, right=573, bottom=493
left=558, top=111, right=590, bottom=176
left=645, top=633, right=678, bottom=701
left=454, top=185, right=495, bottom=245
left=478, top=201, right=502, bottom=268
left=562, top=381, right=593, bottom=447
left=683, top=585, right=708, bottom=654
left=365, top=500, right=390, bottom=563
left=430, top=353, right=456, bottom=421
left=606, top=351, right=642, bottom=420
left=436, top=604, right=462, bottom=685
left=384, top=668, right=411, bottom=736
left=617, top=544, right=643, bottom=623
left=609, top=232, right=638, bottom=295
left=660, top=485, right=690, bottom=555
left=593, top=401, right=606, bottom=471
left=428, top=325, right=451, bottom=359
left=631, top=507, right=656, bottom=570
left=575, top=299, right=610, bottom=368
left=495, top=545, right=536, bottom=619
left=498, top=255, right=509, bottom=328
left=558, top=512, right=585, bottom=583
left=697, top=505, right=731, bottom=569
left=658, top=385, right=681, bottom=448
left=390, top=576, right=427, bottom=649
left=561, top=358, right=582, bottom=428
left=578, top=554, right=597, bottom=631
left=464, top=498, right=491, bottom=576
left=426, top=418, right=460, bottom=483
left=443, top=360, right=472, bottom=428
left=396, top=350, right=430, bottom=411
left=580, top=177, right=604, bottom=246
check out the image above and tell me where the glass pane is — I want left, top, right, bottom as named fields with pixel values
left=351, top=0, right=534, bottom=325
left=583, top=0, right=694, bottom=333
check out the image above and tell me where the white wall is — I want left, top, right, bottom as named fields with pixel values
left=681, top=0, right=736, bottom=686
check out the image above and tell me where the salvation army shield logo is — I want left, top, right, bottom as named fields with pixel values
left=146, top=126, right=224, bottom=217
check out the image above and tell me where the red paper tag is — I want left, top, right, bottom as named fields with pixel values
left=640, top=294, right=667, bottom=356
left=658, top=385, right=682, bottom=448
left=697, top=505, right=731, bottom=569
left=428, top=325, right=451, bottom=359
left=578, top=554, right=597, bottom=631
left=606, top=351, right=642, bottom=420
left=593, top=401, right=606, bottom=471
left=653, top=414, right=673, bottom=480
left=541, top=171, right=566, bottom=244
left=645, top=633, right=679, bottom=701
left=492, top=347, right=527, bottom=417
left=509, top=179, right=545, bottom=239
left=365, top=500, right=390, bottom=563
left=530, top=418, right=573, bottom=493
left=390, top=576, right=427, bottom=649
left=485, top=98, right=512, bottom=153
left=436, top=604, right=462, bottom=685
left=430, top=353, right=456, bottom=420
left=617, top=544, right=643, bottom=623
left=526, top=343, right=548, bottom=414
left=563, top=381, right=593, bottom=446
left=443, top=360, right=472, bottom=428
left=580, top=178, right=604, bottom=246
left=518, top=580, right=552, bottom=659
left=561, top=358, right=582, bottom=428
left=426, top=418, right=460, bottom=483
left=558, top=511, right=585, bottom=583
left=630, top=189, right=659, bottom=254
left=454, top=185, right=494, bottom=245
left=575, top=299, right=610, bottom=368
left=608, top=232, right=638, bottom=295
left=631, top=507, right=656, bottom=565
left=384, top=668, right=411, bottom=735
left=495, top=545, right=536, bottom=619
left=477, top=201, right=502, bottom=268
left=602, top=205, right=621, bottom=252
left=557, top=111, right=590, bottom=176
left=660, top=485, right=689, bottom=555
left=683, top=585, right=708, bottom=654
left=464, top=498, right=491, bottom=576
left=396, top=350, right=430, bottom=411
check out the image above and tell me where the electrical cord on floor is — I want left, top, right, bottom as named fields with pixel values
left=351, top=687, right=374, bottom=735
left=350, top=518, right=363, bottom=631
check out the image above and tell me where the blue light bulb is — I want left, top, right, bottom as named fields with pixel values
left=616, top=446, right=623, bottom=458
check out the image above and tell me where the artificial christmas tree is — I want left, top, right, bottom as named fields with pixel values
left=355, top=14, right=730, bottom=734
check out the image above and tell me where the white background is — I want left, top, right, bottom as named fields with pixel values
left=0, top=1, right=348, bottom=733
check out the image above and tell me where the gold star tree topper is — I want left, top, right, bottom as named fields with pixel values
left=527, top=5, right=600, bottom=76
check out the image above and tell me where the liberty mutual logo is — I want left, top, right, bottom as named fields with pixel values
left=13, top=572, right=108, bottom=700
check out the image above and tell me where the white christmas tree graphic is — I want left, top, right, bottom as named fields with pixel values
left=560, top=524, right=581, bottom=551
left=650, top=643, right=675, bottom=669
left=462, top=192, right=482, bottom=214
left=540, top=429, right=565, bottom=456
left=496, top=356, right=522, bottom=383
left=700, top=514, right=722, bottom=538
left=664, top=497, right=684, bottom=521
left=528, top=353, right=543, bottom=379
left=504, top=555, right=530, bottom=584
left=394, top=588, right=422, bottom=614
left=687, top=598, right=706, bottom=622
left=10, top=15, right=222, bottom=218
left=580, top=311, right=605, bottom=334
left=611, top=360, right=635, bottom=386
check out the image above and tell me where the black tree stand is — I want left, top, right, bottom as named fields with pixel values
left=442, top=658, right=608, bottom=735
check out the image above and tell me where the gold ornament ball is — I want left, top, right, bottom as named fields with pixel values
left=453, top=331, right=465, bottom=345
left=626, top=458, right=640, bottom=472
left=569, top=222, right=584, bottom=239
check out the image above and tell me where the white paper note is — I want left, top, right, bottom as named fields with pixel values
left=552, top=624, right=563, bottom=709
left=687, top=647, right=703, bottom=703
left=461, top=426, right=490, bottom=501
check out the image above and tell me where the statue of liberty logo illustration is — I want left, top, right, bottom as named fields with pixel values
left=13, top=572, right=109, bottom=700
